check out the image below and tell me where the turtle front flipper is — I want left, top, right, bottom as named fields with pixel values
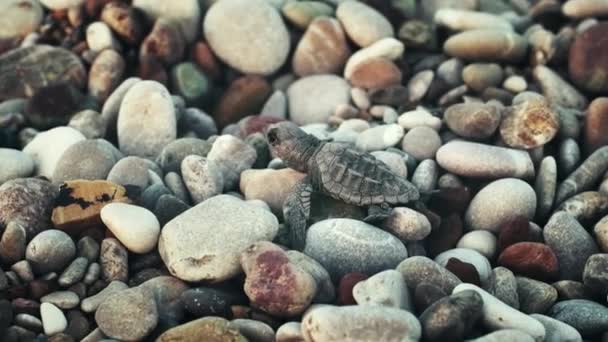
left=283, top=176, right=313, bottom=251
left=363, top=203, right=392, bottom=225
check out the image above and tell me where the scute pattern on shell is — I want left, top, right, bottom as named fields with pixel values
left=314, top=142, right=419, bottom=206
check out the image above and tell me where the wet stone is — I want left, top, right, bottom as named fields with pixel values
left=419, top=289, right=483, bottom=342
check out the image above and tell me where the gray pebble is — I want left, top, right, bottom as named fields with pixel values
left=530, top=313, right=582, bottom=342
left=419, top=289, right=483, bottom=342
left=156, top=138, right=212, bottom=174
left=556, top=146, right=608, bottom=205
left=163, top=172, right=190, bottom=204
left=26, top=230, right=76, bottom=275
left=58, top=257, right=89, bottom=287
left=543, top=211, right=599, bottom=280
left=81, top=280, right=128, bottom=313
left=101, top=77, right=140, bottom=137
left=287, top=250, right=335, bottom=304
left=68, top=109, right=107, bottom=139
left=558, top=138, right=581, bottom=180
left=41, top=291, right=80, bottom=310
left=383, top=207, right=432, bottom=241
left=52, top=139, right=122, bottom=184
left=83, top=262, right=101, bottom=286
left=401, top=126, right=442, bottom=160
left=95, top=287, right=158, bottom=341
left=484, top=266, right=519, bottom=309
left=15, top=313, right=42, bottom=332
left=437, top=58, right=463, bottom=87
left=0, top=148, right=34, bottom=184
left=77, top=236, right=100, bottom=262
left=11, top=260, right=34, bottom=283
left=411, top=159, right=438, bottom=193
left=180, top=108, right=218, bottom=139
left=230, top=319, right=275, bottom=342
left=154, top=194, right=191, bottom=227
left=396, top=256, right=461, bottom=294
left=516, top=277, right=557, bottom=314
left=583, top=253, right=608, bottom=297
left=245, top=132, right=271, bottom=169
left=304, top=219, right=408, bottom=281
left=353, top=269, right=412, bottom=311
left=207, top=135, right=257, bottom=191
left=100, top=238, right=128, bottom=283
left=535, top=156, right=557, bottom=221
left=468, top=329, right=535, bottom=342
left=549, top=299, right=608, bottom=336
left=462, top=63, right=503, bottom=93
left=533, top=65, right=587, bottom=110
left=147, top=169, right=164, bottom=186
left=181, top=155, right=224, bottom=204
left=556, top=106, right=582, bottom=141
left=107, top=156, right=150, bottom=189
left=140, top=183, right=172, bottom=210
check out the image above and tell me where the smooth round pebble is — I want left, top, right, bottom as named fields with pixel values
left=287, top=75, right=351, bottom=126
left=456, top=231, right=497, bottom=260
left=0, top=148, right=34, bottom=184
left=401, top=126, right=442, bottom=160
left=353, top=270, right=412, bottom=311
left=336, top=1, right=394, bottom=47
left=355, top=124, right=404, bottom=152
left=26, top=230, right=76, bottom=275
left=40, top=302, right=67, bottom=336
left=100, top=203, right=160, bottom=254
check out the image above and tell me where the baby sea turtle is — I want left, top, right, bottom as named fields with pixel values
left=265, top=121, right=421, bottom=251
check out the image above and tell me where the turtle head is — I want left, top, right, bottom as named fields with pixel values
left=265, top=121, right=319, bottom=171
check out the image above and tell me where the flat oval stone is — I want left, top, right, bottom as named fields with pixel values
left=344, top=38, right=404, bottom=80
left=80, top=281, right=128, bottom=313
left=549, top=299, right=608, bottom=336
left=383, top=207, right=431, bottom=241
left=52, top=139, right=122, bottom=184
left=443, top=29, right=528, bottom=62
left=436, top=141, right=535, bottom=179
left=213, top=75, right=272, bottom=129
left=40, top=302, right=67, bottom=336
left=287, top=75, right=351, bottom=125
left=543, top=211, right=599, bottom=280
left=204, top=0, right=289, bottom=75
left=336, top=1, right=393, bottom=48
left=462, top=63, right=504, bottom=92
left=0, top=148, right=34, bottom=184
left=301, top=305, right=421, bottom=342
left=292, top=17, right=351, bottom=77
left=530, top=313, right=582, bottom=342
left=133, top=0, right=200, bottom=43
left=419, top=289, right=483, bottom=342
left=456, top=231, right=497, bottom=260
left=497, top=242, right=559, bottom=281
left=0, top=45, right=86, bottom=101
left=469, top=330, right=535, bottom=342
left=355, top=124, right=404, bottom=151
left=563, top=0, right=608, bottom=18
left=240, top=168, right=306, bottom=219
left=0, top=0, right=43, bottom=42
left=86, top=21, right=120, bottom=53
left=444, top=103, right=501, bottom=139
left=585, top=97, right=608, bottom=154
left=100, top=203, right=160, bottom=254
left=453, top=284, right=546, bottom=341
left=569, top=22, right=608, bottom=93
left=533, top=65, right=587, bottom=110
left=353, top=270, right=411, bottom=310
left=397, top=256, right=462, bottom=294
left=117, top=80, right=177, bottom=159
left=181, top=155, right=224, bottom=204
left=304, top=219, right=408, bottom=281
left=281, top=1, right=334, bottom=30
left=26, top=229, right=76, bottom=274
left=434, top=8, right=513, bottom=31
left=465, top=178, right=537, bottom=232
left=23, top=126, right=86, bottom=179
left=88, top=49, right=125, bottom=102
left=41, top=291, right=80, bottom=310
left=95, top=287, right=158, bottom=341
left=516, top=276, right=557, bottom=314
left=401, top=126, right=442, bottom=160
left=500, top=99, right=559, bottom=149
left=157, top=316, right=246, bottom=341
left=159, top=195, right=278, bottom=282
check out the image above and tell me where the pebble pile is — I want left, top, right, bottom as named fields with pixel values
left=1, top=0, right=608, bottom=341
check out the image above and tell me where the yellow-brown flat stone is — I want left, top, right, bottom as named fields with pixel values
left=51, top=180, right=132, bottom=235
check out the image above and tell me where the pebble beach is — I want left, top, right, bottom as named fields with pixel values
left=1, top=0, right=608, bottom=341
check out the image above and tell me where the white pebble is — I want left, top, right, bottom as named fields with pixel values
left=456, top=231, right=497, bottom=259
left=40, top=302, right=67, bottom=336
left=100, top=203, right=160, bottom=254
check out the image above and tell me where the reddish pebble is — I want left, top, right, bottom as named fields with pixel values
left=585, top=97, right=608, bottom=154
left=213, top=75, right=272, bottom=129
left=497, top=242, right=559, bottom=281
left=348, top=57, right=402, bottom=90
left=426, top=213, right=463, bottom=258
left=497, top=216, right=531, bottom=252
left=444, top=258, right=481, bottom=286
left=337, top=273, right=368, bottom=305
left=191, top=42, right=222, bottom=81
left=137, top=55, right=168, bottom=86
left=569, top=22, right=608, bottom=93
left=239, top=116, right=285, bottom=138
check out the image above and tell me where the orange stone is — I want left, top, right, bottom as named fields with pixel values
left=497, top=242, right=559, bottom=281
left=213, top=75, right=272, bottom=129
left=585, top=97, right=608, bottom=154
left=348, top=57, right=402, bottom=90
left=52, top=180, right=133, bottom=236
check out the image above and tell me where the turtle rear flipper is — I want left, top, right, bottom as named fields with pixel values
left=283, top=176, right=313, bottom=251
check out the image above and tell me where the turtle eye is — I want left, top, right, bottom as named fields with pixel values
left=267, top=128, right=278, bottom=144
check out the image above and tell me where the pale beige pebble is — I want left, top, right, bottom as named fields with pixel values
left=383, top=207, right=431, bottom=241
left=370, top=151, right=408, bottom=178
left=468, top=330, right=535, bottom=342
left=240, top=168, right=306, bottom=218
left=344, top=38, right=404, bottom=79
left=261, top=90, right=287, bottom=119
left=462, top=63, right=504, bottom=93
left=401, top=126, right=442, bottom=160
left=339, top=118, right=370, bottom=133
left=292, top=16, right=351, bottom=77
left=398, top=107, right=442, bottom=131
left=302, top=305, right=421, bottom=342
left=276, top=322, right=304, bottom=342
left=23, top=126, right=86, bottom=179
left=351, top=87, right=370, bottom=110
left=86, top=21, right=120, bottom=53
left=81, top=281, right=128, bottom=313
left=181, top=155, right=224, bottom=204
left=453, top=284, right=546, bottom=341
left=465, top=178, right=537, bottom=233
left=0, top=0, right=44, bottom=41
left=563, top=0, right=608, bottom=18
left=0, top=148, right=35, bottom=184
left=159, top=195, right=279, bottom=282
left=456, top=230, right=497, bottom=259
left=436, top=140, right=535, bottom=179
left=369, top=105, right=397, bottom=120
left=434, top=8, right=513, bottom=31
left=287, top=74, right=351, bottom=125
left=134, top=0, right=200, bottom=42
left=40, top=302, right=67, bottom=336
left=355, top=124, right=404, bottom=152
left=117, top=80, right=177, bottom=159
left=100, top=203, right=160, bottom=254
left=334, top=104, right=359, bottom=119
left=39, top=0, right=83, bottom=10
left=281, top=1, right=333, bottom=30
left=594, top=215, right=608, bottom=252
left=336, top=0, right=394, bottom=47
left=81, top=328, right=107, bottom=342
left=203, top=0, right=289, bottom=75
left=407, top=70, right=434, bottom=102
left=353, top=270, right=412, bottom=310
left=101, top=77, right=140, bottom=134
left=443, top=29, right=528, bottom=62
left=503, top=75, right=527, bottom=93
